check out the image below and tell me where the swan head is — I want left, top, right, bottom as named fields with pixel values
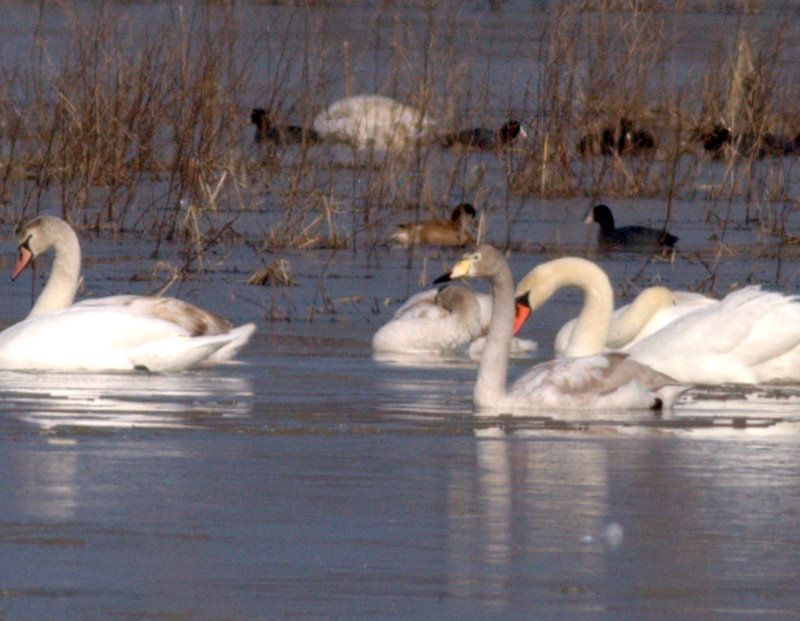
left=512, top=257, right=612, bottom=336
left=433, top=245, right=504, bottom=283
left=13, top=216, right=75, bottom=280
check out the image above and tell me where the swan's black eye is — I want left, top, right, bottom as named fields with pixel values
left=20, top=235, right=32, bottom=251
left=473, top=253, right=481, bottom=261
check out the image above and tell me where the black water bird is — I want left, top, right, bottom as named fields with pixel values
left=586, top=204, right=677, bottom=252
left=577, top=118, right=655, bottom=157
left=440, top=119, right=527, bottom=151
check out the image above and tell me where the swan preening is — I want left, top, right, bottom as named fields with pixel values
left=371, top=285, right=537, bottom=358
left=435, top=247, right=682, bottom=412
left=515, top=256, right=800, bottom=385
left=3, top=216, right=255, bottom=372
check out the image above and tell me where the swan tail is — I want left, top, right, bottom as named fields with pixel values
left=653, top=384, right=689, bottom=410
left=205, top=323, right=257, bottom=364
left=129, top=333, right=238, bottom=372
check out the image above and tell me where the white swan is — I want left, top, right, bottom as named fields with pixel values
left=2, top=216, right=256, bottom=372
left=372, top=286, right=537, bottom=358
left=313, top=94, right=434, bottom=153
left=435, top=246, right=682, bottom=412
left=515, top=256, right=800, bottom=385
left=372, top=286, right=482, bottom=355
left=553, top=286, right=716, bottom=354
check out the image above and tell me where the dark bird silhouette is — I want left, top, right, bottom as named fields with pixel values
left=251, top=108, right=320, bottom=145
left=440, top=119, right=527, bottom=151
left=586, top=204, right=677, bottom=253
left=577, top=118, right=656, bottom=157
left=699, top=124, right=797, bottom=159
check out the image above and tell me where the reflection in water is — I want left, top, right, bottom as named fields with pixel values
left=0, top=369, right=253, bottom=431
left=14, top=446, right=80, bottom=521
left=2, top=369, right=253, bottom=522
left=444, top=417, right=800, bottom=617
left=447, top=426, right=612, bottom=612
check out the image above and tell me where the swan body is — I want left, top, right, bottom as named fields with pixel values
left=389, top=203, right=476, bottom=247
left=313, top=95, right=434, bottom=153
left=628, top=287, right=800, bottom=384
left=436, top=247, right=680, bottom=412
left=373, top=286, right=537, bottom=358
left=5, top=216, right=255, bottom=372
left=515, top=255, right=800, bottom=385
left=554, top=287, right=716, bottom=354
left=372, top=286, right=483, bottom=354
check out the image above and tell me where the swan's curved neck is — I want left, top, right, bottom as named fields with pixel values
left=562, top=263, right=613, bottom=357
left=475, top=261, right=514, bottom=408
left=606, top=287, right=673, bottom=348
left=29, top=227, right=81, bottom=317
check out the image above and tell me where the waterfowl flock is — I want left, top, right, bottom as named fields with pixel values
left=7, top=91, right=800, bottom=417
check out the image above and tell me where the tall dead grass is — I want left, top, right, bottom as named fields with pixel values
left=0, top=1, right=797, bottom=274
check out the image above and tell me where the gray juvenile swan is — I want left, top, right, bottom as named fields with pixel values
left=435, top=246, right=682, bottom=412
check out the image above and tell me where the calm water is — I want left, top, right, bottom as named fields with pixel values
left=1, top=1, right=800, bottom=620
left=1, top=233, right=800, bottom=620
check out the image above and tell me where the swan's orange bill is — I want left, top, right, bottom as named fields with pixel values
left=11, top=247, right=32, bottom=281
left=513, top=303, right=531, bottom=335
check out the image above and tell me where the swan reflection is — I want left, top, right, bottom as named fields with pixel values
left=0, top=369, right=253, bottom=431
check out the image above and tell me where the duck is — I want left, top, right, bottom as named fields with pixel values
left=513, top=256, right=800, bottom=385
left=2, top=216, right=256, bottom=372
left=577, top=117, right=655, bottom=157
left=439, top=119, right=527, bottom=151
left=372, top=285, right=537, bottom=358
left=699, top=124, right=797, bottom=159
left=250, top=108, right=320, bottom=145
left=312, top=94, right=435, bottom=153
left=434, top=246, right=682, bottom=412
left=553, top=286, right=717, bottom=355
left=388, top=203, right=477, bottom=247
left=586, top=204, right=678, bottom=252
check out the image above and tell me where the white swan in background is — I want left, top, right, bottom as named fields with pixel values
left=514, top=256, right=800, bottom=385
left=313, top=94, right=434, bottom=153
left=554, top=286, right=716, bottom=354
left=1, top=216, right=256, bottom=372
left=372, top=286, right=537, bottom=358
left=435, top=246, right=682, bottom=412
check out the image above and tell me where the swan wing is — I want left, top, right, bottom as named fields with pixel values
left=507, top=353, right=677, bottom=410
left=0, top=307, right=241, bottom=372
left=372, top=313, right=477, bottom=354
left=74, top=295, right=232, bottom=335
left=629, top=287, right=800, bottom=383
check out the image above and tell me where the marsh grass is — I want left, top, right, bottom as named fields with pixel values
left=0, top=1, right=799, bottom=299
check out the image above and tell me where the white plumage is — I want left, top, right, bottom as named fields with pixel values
left=3, top=216, right=255, bottom=372
left=313, top=95, right=434, bottom=153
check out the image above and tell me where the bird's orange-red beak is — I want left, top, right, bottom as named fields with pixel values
left=11, top=246, right=33, bottom=281
left=513, top=301, right=531, bottom=335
